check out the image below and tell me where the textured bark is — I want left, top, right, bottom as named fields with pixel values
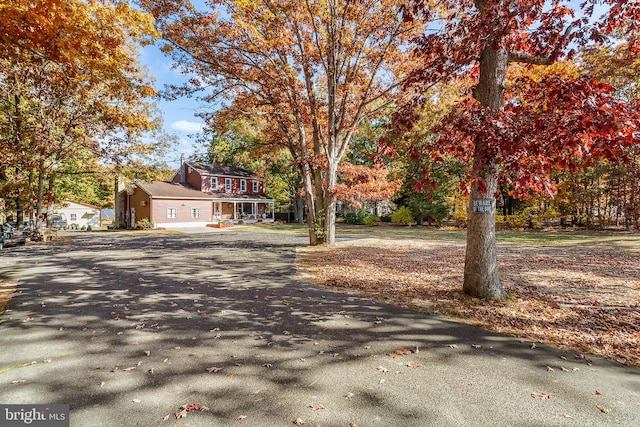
left=463, top=153, right=507, bottom=299
left=462, top=22, right=508, bottom=300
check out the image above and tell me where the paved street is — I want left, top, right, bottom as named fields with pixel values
left=0, top=230, right=638, bottom=426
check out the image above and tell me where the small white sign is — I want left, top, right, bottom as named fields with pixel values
left=472, top=199, right=494, bottom=214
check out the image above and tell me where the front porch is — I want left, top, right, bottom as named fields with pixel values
left=213, top=199, right=275, bottom=223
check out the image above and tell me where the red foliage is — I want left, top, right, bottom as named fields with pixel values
left=333, top=163, right=401, bottom=208
left=399, top=1, right=640, bottom=197
left=434, top=74, right=639, bottom=197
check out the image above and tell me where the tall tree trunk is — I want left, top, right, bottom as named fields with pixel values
left=325, top=160, right=339, bottom=245
left=463, top=29, right=508, bottom=300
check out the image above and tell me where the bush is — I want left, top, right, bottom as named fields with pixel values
left=364, top=215, right=381, bottom=226
left=136, top=218, right=155, bottom=229
left=343, top=210, right=377, bottom=225
left=391, top=207, right=414, bottom=225
left=451, top=207, right=468, bottom=227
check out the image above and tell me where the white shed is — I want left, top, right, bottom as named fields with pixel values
left=56, top=201, right=102, bottom=229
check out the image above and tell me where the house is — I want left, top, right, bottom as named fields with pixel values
left=122, top=160, right=275, bottom=228
left=55, top=200, right=102, bottom=229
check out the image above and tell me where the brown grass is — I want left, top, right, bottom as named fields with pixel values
left=297, top=238, right=640, bottom=367
left=0, top=280, right=18, bottom=317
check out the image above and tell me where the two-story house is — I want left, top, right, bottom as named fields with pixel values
left=122, top=160, right=274, bottom=228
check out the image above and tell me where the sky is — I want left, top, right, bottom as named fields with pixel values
left=139, top=44, right=204, bottom=169
left=138, top=0, right=610, bottom=170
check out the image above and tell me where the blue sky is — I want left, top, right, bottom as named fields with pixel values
left=139, top=44, right=204, bottom=168
left=139, top=0, right=609, bottom=169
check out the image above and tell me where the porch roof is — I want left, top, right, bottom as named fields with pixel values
left=210, top=193, right=274, bottom=203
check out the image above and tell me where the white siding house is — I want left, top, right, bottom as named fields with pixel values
left=56, top=201, right=102, bottom=229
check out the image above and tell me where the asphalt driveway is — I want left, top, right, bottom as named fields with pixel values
left=0, top=230, right=638, bottom=426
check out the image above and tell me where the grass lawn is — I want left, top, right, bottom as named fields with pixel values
left=293, top=223, right=640, bottom=367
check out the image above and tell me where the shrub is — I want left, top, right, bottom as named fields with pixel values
left=343, top=210, right=377, bottom=225
left=136, top=218, right=155, bottom=229
left=451, top=207, right=468, bottom=227
left=391, top=207, right=414, bottom=225
left=364, top=215, right=381, bottom=226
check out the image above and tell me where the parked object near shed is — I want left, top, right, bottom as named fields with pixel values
left=0, top=223, right=27, bottom=250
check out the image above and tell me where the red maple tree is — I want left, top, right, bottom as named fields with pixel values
left=402, top=0, right=639, bottom=299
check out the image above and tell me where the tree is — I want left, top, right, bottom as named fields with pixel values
left=140, top=0, right=427, bottom=245
left=0, top=0, right=164, bottom=226
left=404, top=0, right=639, bottom=299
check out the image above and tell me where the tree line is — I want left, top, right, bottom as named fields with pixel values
left=2, top=1, right=638, bottom=301
left=0, top=0, right=170, bottom=229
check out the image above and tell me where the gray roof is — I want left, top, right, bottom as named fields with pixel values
left=188, top=162, right=257, bottom=178
left=134, top=181, right=273, bottom=202
left=135, top=181, right=213, bottom=199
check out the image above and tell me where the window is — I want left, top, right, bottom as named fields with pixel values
left=70, top=214, right=77, bottom=221
left=240, top=179, right=247, bottom=192
left=191, top=208, right=200, bottom=218
left=253, top=180, right=259, bottom=192
left=210, top=177, right=218, bottom=191
left=167, top=208, right=177, bottom=218
left=140, top=200, right=147, bottom=206
left=225, top=178, right=232, bottom=192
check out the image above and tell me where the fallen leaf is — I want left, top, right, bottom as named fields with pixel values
left=560, top=366, right=570, bottom=372
left=540, top=393, right=553, bottom=399
left=447, top=344, right=458, bottom=349
left=407, top=362, right=423, bottom=368
left=175, top=409, right=188, bottom=419
left=546, top=366, right=555, bottom=372
left=560, top=413, right=572, bottom=418
left=237, top=415, right=247, bottom=420
left=345, top=392, right=354, bottom=400
left=163, top=414, right=170, bottom=421
left=530, top=343, right=537, bottom=349
left=596, top=405, right=609, bottom=414
left=122, top=367, right=136, bottom=371
left=309, top=405, right=325, bottom=411
left=132, top=399, right=141, bottom=403
left=594, top=390, right=602, bottom=395
left=263, top=363, right=273, bottom=368
left=376, top=366, right=389, bottom=373
left=350, top=423, right=359, bottom=427
left=206, top=366, right=222, bottom=373
left=200, top=406, right=210, bottom=412
left=575, top=353, right=593, bottom=363
left=293, top=418, right=305, bottom=425
left=11, top=380, right=26, bottom=384
left=471, top=344, right=481, bottom=349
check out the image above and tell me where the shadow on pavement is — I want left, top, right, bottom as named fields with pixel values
left=0, top=231, right=638, bottom=427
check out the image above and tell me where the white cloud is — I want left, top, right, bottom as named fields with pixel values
left=170, top=120, right=203, bottom=133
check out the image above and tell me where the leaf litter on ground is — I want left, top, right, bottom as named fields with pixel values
left=297, top=237, right=640, bottom=367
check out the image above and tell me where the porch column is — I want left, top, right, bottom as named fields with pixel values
left=253, top=202, right=257, bottom=219
left=271, top=201, right=275, bottom=220
left=233, top=202, right=237, bottom=220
